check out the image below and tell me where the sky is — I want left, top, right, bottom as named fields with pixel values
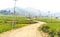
left=0, top=0, right=60, bottom=13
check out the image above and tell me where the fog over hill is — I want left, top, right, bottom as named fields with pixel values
left=0, top=7, right=60, bottom=17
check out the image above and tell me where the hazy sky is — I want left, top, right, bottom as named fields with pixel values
left=0, top=0, right=60, bottom=12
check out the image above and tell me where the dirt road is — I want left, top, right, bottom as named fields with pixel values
left=0, top=21, right=45, bottom=37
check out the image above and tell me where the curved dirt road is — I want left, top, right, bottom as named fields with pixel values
left=0, top=21, right=45, bottom=37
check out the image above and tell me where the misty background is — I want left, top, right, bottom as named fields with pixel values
left=0, top=0, right=60, bottom=17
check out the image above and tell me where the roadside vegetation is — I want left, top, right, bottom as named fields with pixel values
left=36, top=17, right=60, bottom=37
left=0, top=16, right=37, bottom=33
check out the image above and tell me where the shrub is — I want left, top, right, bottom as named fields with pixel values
left=41, top=26, right=50, bottom=33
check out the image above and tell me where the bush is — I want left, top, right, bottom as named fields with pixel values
left=56, top=31, right=60, bottom=37
left=48, top=30, right=55, bottom=37
left=41, top=26, right=50, bottom=33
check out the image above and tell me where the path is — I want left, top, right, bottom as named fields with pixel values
left=0, top=21, right=45, bottom=37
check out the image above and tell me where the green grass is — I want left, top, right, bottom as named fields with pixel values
left=0, top=24, right=12, bottom=33
left=36, top=17, right=60, bottom=23
left=14, top=24, right=28, bottom=28
left=0, top=24, right=27, bottom=33
left=0, top=16, right=36, bottom=33
left=36, top=17, right=60, bottom=31
left=36, top=17, right=60, bottom=37
left=45, top=23, right=60, bottom=31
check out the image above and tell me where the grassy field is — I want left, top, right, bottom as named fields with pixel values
left=36, top=17, right=60, bottom=37
left=0, top=16, right=37, bottom=33
left=36, top=17, right=60, bottom=31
